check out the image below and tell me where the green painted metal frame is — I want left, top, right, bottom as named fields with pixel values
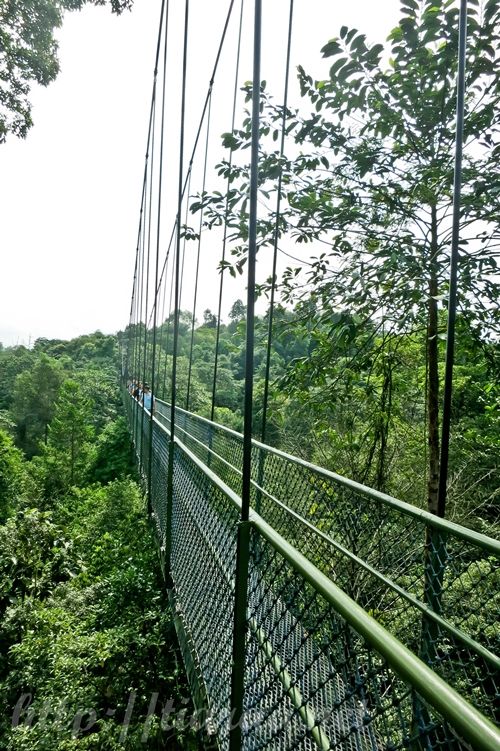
left=155, top=396, right=499, bottom=555
left=175, top=430, right=500, bottom=751
left=127, top=394, right=500, bottom=751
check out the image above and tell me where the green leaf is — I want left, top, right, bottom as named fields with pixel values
left=321, top=39, right=342, bottom=58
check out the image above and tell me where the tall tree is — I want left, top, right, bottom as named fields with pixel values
left=195, top=0, right=500, bottom=512
left=12, top=354, right=64, bottom=454
left=47, top=379, right=94, bottom=486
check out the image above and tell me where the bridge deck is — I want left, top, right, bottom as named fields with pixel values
left=126, top=393, right=500, bottom=751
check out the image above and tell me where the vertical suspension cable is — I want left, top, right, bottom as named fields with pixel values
left=126, top=202, right=144, bottom=383
left=186, top=93, right=212, bottom=410
left=211, top=0, right=245, bottom=422
left=169, top=0, right=190, bottom=442
left=437, top=0, right=467, bottom=519
left=260, top=0, right=294, bottom=445
left=156, top=254, right=169, bottom=395
left=149, top=0, right=170, bottom=502
left=126, top=0, right=168, bottom=464
left=142, top=99, right=156, bottom=388
left=164, top=0, right=189, bottom=584
left=132, top=123, right=154, bottom=445
left=132, top=105, right=156, bottom=397
left=162, top=252, right=175, bottom=398
left=140, top=97, right=157, bottom=476
left=126, top=228, right=140, bottom=384
left=149, top=0, right=237, bottom=319
left=137, top=185, right=147, bottom=388
left=136, top=189, right=147, bottom=462
left=178, top=168, right=192, bottom=312
left=240, top=0, right=262, bottom=521
left=230, top=6, right=262, bottom=746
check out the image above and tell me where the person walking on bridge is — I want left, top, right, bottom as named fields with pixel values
left=141, top=384, right=155, bottom=415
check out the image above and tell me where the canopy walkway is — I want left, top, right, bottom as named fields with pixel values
left=125, top=393, right=499, bottom=751
left=122, top=1, right=500, bottom=749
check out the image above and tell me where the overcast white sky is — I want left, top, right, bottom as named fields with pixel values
left=0, top=0, right=401, bottom=347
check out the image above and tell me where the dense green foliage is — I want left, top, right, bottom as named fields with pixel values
left=172, top=0, right=500, bottom=528
left=0, top=334, right=197, bottom=750
left=1, top=1, right=499, bottom=744
left=127, top=297, right=499, bottom=535
left=0, top=0, right=133, bottom=143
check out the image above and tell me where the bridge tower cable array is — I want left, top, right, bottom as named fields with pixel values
left=124, top=1, right=500, bottom=750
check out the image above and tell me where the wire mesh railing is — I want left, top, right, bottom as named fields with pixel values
left=126, top=393, right=500, bottom=751
left=153, top=397, right=500, bottom=727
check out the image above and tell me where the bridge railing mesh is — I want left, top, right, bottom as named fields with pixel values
left=244, top=524, right=474, bottom=751
left=153, top=397, right=500, bottom=725
left=171, top=440, right=239, bottom=740
left=127, top=395, right=499, bottom=750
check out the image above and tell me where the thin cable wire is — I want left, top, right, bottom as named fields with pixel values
left=150, top=0, right=170, bottom=416
left=127, top=0, right=167, bottom=386
left=142, top=98, right=156, bottom=394
left=241, top=0, right=262, bottom=520
left=178, top=169, right=192, bottom=312
left=162, top=253, right=175, bottom=398
left=186, top=92, right=212, bottom=410
left=156, top=253, right=169, bottom=393
left=151, top=0, right=237, bottom=305
left=437, top=0, right=468, bottom=518
left=261, top=0, right=294, bottom=444
left=211, top=0, right=245, bottom=421
left=169, top=0, right=190, bottom=442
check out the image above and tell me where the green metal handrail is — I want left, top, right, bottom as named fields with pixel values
left=252, top=512, right=500, bottom=751
left=166, top=420, right=500, bottom=751
left=154, top=398, right=500, bottom=672
left=128, top=393, right=500, bottom=749
left=155, top=397, right=499, bottom=555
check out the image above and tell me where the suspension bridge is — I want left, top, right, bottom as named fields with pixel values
left=122, top=1, right=500, bottom=749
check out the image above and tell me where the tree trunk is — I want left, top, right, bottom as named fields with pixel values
left=427, top=206, right=440, bottom=515
left=375, top=355, right=393, bottom=492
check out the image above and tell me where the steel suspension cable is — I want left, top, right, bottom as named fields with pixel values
left=241, top=0, right=261, bottom=521
left=211, top=0, right=245, bottom=422
left=126, top=197, right=145, bottom=382
left=126, top=225, right=140, bottom=383
left=159, top=167, right=190, bottom=402
left=140, top=147, right=154, bottom=472
left=128, top=103, right=156, bottom=388
left=178, top=169, right=192, bottom=312
left=141, top=98, right=156, bottom=398
left=151, top=0, right=237, bottom=306
left=230, top=5, right=262, bottom=745
left=149, top=0, right=170, bottom=502
left=162, top=252, right=175, bottom=399
left=260, top=0, right=294, bottom=445
left=127, top=0, right=166, bottom=431
left=127, top=0, right=167, bottom=376
left=437, top=0, right=467, bottom=518
left=156, top=256, right=168, bottom=394
left=164, top=0, right=189, bottom=583
left=135, top=182, right=147, bottom=457
left=186, top=92, right=212, bottom=411
left=169, top=0, right=189, bottom=443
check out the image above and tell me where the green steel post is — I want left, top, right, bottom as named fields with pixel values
left=229, top=520, right=251, bottom=751
left=421, top=0, right=468, bottom=679
left=229, top=0, right=262, bottom=747
left=252, top=516, right=500, bottom=751
left=164, top=439, right=175, bottom=585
